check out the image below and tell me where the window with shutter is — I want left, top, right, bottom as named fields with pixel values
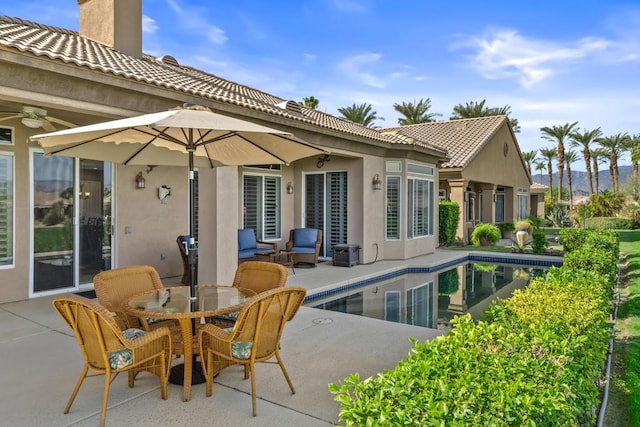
left=304, top=171, right=347, bottom=258
left=386, top=176, right=400, bottom=240
left=0, top=154, right=13, bottom=267
left=243, top=174, right=280, bottom=240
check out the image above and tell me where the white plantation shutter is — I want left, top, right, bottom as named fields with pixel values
left=386, top=176, right=400, bottom=240
left=243, top=174, right=280, bottom=240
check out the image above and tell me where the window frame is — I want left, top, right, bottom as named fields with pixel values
left=242, top=172, right=282, bottom=241
left=407, top=177, right=434, bottom=239
left=0, top=152, right=14, bottom=268
left=385, top=175, right=401, bottom=240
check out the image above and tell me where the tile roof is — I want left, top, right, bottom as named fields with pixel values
left=0, top=16, right=448, bottom=157
left=381, top=115, right=509, bottom=168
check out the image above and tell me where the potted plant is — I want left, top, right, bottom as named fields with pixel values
left=514, top=220, right=533, bottom=248
left=496, top=221, right=515, bottom=239
left=470, top=223, right=501, bottom=246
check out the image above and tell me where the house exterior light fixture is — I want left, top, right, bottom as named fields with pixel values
left=372, top=174, right=382, bottom=190
left=286, top=181, right=294, bottom=194
left=135, top=171, right=145, bottom=189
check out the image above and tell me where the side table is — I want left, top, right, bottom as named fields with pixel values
left=255, top=250, right=296, bottom=274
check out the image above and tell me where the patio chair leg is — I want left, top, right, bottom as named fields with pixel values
left=204, top=351, right=213, bottom=397
left=64, top=363, right=89, bottom=414
left=100, top=371, right=112, bottom=427
left=160, top=353, right=168, bottom=400
left=275, top=350, right=295, bottom=394
left=249, top=362, right=257, bottom=417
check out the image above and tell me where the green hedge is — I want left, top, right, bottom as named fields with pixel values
left=438, top=201, right=459, bottom=246
left=586, top=217, right=634, bottom=230
left=330, top=229, right=618, bottom=426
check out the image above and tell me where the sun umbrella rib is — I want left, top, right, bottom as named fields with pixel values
left=45, top=128, right=128, bottom=156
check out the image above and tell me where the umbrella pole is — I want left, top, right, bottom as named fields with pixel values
left=187, top=148, right=197, bottom=299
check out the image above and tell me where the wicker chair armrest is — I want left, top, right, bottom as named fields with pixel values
left=127, top=326, right=172, bottom=348
left=110, top=309, right=130, bottom=330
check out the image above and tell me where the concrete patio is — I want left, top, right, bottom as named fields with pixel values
left=1, top=247, right=547, bottom=426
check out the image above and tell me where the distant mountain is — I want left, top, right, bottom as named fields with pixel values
left=532, top=165, right=634, bottom=194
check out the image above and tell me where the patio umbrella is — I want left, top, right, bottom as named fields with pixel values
left=31, top=104, right=328, bottom=296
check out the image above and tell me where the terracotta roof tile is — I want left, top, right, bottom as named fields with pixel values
left=380, top=116, right=508, bottom=168
left=0, top=16, right=448, bottom=157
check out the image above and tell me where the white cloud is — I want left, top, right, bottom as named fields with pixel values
left=456, top=29, right=611, bottom=87
left=207, top=26, right=227, bottom=45
left=142, top=16, right=158, bottom=34
left=337, top=53, right=387, bottom=88
left=303, top=53, right=316, bottom=64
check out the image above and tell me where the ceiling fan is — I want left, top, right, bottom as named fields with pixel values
left=0, top=106, right=76, bottom=131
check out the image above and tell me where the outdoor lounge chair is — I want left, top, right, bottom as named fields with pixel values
left=93, top=265, right=174, bottom=331
left=237, top=229, right=277, bottom=263
left=52, top=296, right=172, bottom=427
left=198, top=287, right=307, bottom=416
left=285, top=228, right=322, bottom=266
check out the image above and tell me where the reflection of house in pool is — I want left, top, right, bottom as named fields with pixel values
left=311, top=262, right=547, bottom=332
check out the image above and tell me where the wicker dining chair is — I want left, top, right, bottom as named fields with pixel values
left=52, top=296, right=172, bottom=427
left=198, top=286, right=307, bottom=416
left=208, top=261, right=288, bottom=328
left=93, top=265, right=174, bottom=331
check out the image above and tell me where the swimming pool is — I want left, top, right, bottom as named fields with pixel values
left=309, top=259, right=550, bottom=331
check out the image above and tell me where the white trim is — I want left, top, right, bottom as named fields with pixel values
left=0, top=152, right=15, bottom=269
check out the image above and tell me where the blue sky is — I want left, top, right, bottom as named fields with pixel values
left=2, top=0, right=640, bottom=168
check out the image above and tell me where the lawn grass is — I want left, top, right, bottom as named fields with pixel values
left=617, top=230, right=640, bottom=426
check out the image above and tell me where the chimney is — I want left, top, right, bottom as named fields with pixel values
left=77, top=0, right=142, bottom=58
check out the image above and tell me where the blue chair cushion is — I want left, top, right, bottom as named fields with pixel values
left=293, top=228, right=317, bottom=248
left=291, top=246, right=316, bottom=254
left=238, top=229, right=257, bottom=251
left=179, top=235, right=198, bottom=256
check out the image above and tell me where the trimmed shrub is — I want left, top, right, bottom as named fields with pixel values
left=586, top=216, right=634, bottom=230
left=559, top=228, right=587, bottom=253
left=531, top=229, right=548, bottom=254
left=438, top=201, right=459, bottom=246
left=470, top=223, right=500, bottom=246
left=330, top=227, right=619, bottom=426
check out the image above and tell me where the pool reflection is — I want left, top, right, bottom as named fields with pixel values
left=311, top=263, right=546, bottom=331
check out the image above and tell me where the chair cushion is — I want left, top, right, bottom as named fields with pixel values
left=123, top=328, right=146, bottom=340
left=223, top=327, right=253, bottom=359
left=291, top=246, right=316, bottom=254
left=238, top=229, right=257, bottom=251
left=293, top=229, right=317, bottom=248
left=238, top=249, right=258, bottom=259
left=108, top=348, right=133, bottom=369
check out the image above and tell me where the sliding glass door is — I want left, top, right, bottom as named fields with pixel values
left=304, top=171, right=347, bottom=258
left=31, top=152, right=112, bottom=294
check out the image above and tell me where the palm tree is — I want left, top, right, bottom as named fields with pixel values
left=539, top=147, right=557, bottom=196
left=301, top=96, right=319, bottom=110
left=450, top=99, right=520, bottom=132
left=337, top=103, right=384, bottom=128
left=569, top=127, right=602, bottom=196
left=534, top=161, right=546, bottom=182
left=393, top=98, right=441, bottom=125
left=521, top=150, right=538, bottom=177
left=564, top=149, right=580, bottom=208
left=540, top=122, right=579, bottom=202
left=597, top=133, right=630, bottom=192
left=590, top=148, right=607, bottom=194
left=629, top=133, right=640, bottom=186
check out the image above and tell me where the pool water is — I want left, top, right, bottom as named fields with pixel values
left=310, top=262, right=547, bottom=331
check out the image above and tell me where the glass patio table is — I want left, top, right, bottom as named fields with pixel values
left=124, top=285, right=255, bottom=401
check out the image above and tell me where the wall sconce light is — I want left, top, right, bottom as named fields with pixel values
left=317, top=154, right=331, bottom=168
left=372, top=174, right=382, bottom=190
left=135, top=171, right=145, bottom=189
left=286, top=182, right=294, bottom=194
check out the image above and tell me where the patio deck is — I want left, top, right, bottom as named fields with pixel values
left=0, top=246, right=549, bottom=426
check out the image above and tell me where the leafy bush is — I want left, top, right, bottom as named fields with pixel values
left=330, top=227, right=618, bottom=426
left=438, top=201, right=459, bottom=246
left=586, top=216, right=634, bottom=230
left=531, top=229, right=548, bottom=254
left=470, top=223, right=500, bottom=246
left=559, top=228, right=587, bottom=253
left=496, top=221, right=514, bottom=237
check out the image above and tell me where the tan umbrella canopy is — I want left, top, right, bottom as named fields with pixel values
left=31, top=104, right=328, bottom=294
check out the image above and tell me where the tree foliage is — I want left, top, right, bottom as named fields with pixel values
left=392, top=98, right=441, bottom=125
left=337, top=103, right=384, bottom=128
left=450, top=99, right=520, bottom=132
left=540, top=122, right=579, bottom=203
left=301, top=96, right=319, bottom=109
